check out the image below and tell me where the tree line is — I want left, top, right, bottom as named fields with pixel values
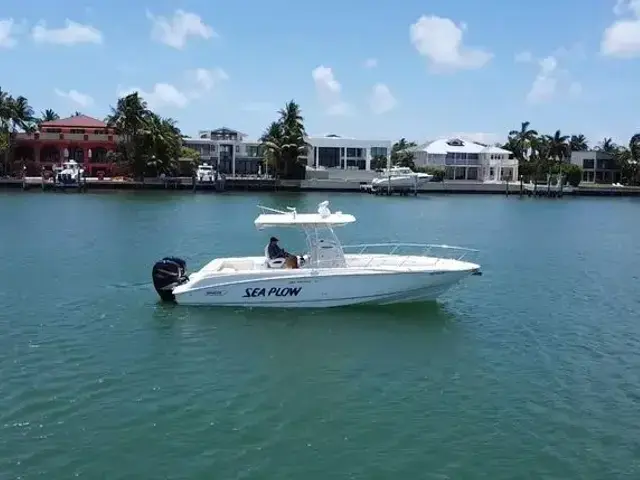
left=370, top=123, right=640, bottom=186
left=2, top=86, right=639, bottom=184
left=504, top=122, right=640, bottom=184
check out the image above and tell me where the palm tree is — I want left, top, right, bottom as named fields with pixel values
left=391, top=137, right=418, bottom=168
left=597, top=137, right=617, bottom=154
left=143, top=114, right=182, bottom=175
left=278, top=100, right=308, bottom=178
left=105, top=92, right=185, bottom=178
left=260, top=121, right=284, bottom=176
left=0, top=90, right=35, bottom=175
left=530, top=135, right=551, bottom=162
left=629, top=133, right=640, bottom=163
left=502, top=137, right=521, bottom=158
left=508, top=121, right=538, bottom=162
left=37, top=109, right=60, bottom=126
left=106, top=92, right=151, bottom=176
left=107, top=92, right=149, bottom=140
left=570, top=134, right=588, bottom=152
left=545, top=130, right=570, bottom=162
left=259, top=100, right=308, bottom=179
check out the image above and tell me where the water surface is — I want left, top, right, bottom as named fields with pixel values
left=1, top=191, right=639, bottom=478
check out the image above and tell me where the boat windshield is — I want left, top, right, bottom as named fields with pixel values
left=380, top=167, right=413, bottom=175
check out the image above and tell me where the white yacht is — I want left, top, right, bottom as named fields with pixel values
left=196, top=163, right=215, bottom=182
left=54, top=160, right=84, bottom=184
left=371, top=166, right=433, bottom=189
left=151, top=201, right=481, bottom=308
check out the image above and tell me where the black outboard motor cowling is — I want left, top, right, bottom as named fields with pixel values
left=152, top=256, right=188, bottom=302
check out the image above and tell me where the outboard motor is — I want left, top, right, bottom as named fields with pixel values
left=152, top=256, right=188, bottom=302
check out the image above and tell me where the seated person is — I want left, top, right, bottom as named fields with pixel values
left=267, top=236, right=292, bottom=259
left=267, top=236, right=298, bottom=268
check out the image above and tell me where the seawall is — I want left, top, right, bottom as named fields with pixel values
left=2, top=177, right=640, bottom=196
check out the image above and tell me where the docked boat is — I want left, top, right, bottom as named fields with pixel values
left=54, top=160, right=84, bottom=185
left=196, top=163, right=215, bottom=182
left=151, top=201, right=481, bottom=308
left=371, top=166, right=433, bottom=189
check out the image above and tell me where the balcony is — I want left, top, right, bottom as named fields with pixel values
left=17, top=132, right=119, bottom=142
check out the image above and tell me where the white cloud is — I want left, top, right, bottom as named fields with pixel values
left=116, top=67, right=227, bottom=110
left=527, top=56, right=558, bottom=104
left=515, top=51, right=533, bottom=63
left=0, top=18, right=18, bottom=48
left=117, top=83, right=189, bottom=109
left=601, top=1, right=640, bottom=57
left=369, top=83, right=397, bottom=114
left=364, top=58, right=378, bottom=68
left=54, top=89, right=94, bottom=107
left=146, top=10, right=216, bottom=49
left=523, top=53, right=581, bottom=104
left=187, top=67, right=228, bottom=92
left=410, top=15, right=492, bottom=72
left=311, top=65, right=352, bottom=115
left=32, top=20, right=102, bottom=45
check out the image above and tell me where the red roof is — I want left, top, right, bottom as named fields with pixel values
left=40, top=115, right=108, bottom=129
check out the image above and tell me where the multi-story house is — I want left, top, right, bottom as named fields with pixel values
left=413, top=138, right=518, bottom=182
left=182, top=128, right=391, bottom=177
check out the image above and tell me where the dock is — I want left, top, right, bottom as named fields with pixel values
left=14, top=175, right=278, bottom=192
left=2, top=176, right=640, bottom=196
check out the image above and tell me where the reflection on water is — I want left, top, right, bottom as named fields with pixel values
left=151, top=300, right=459, bottom=349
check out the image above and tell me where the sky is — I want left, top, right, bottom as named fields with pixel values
left=1, top=0, right=639, bottom=146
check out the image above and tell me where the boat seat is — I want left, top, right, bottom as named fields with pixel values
left=264, top=245, right=285, bottom=269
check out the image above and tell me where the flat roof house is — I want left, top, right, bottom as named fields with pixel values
left=570, top=150, right=620, bottom=184
left=183, top=129, right=392, bottom=179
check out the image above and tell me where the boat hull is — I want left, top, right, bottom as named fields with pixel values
left=170, top=267, right=477, bottom=308
left=371, top=176, right=431, bottom=189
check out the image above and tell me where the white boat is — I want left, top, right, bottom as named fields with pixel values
left=371, top=166, right=433, bottom=189
left=151, top=201, right=482, bottom=308
left=196, top=163, right=215, bottom=182
left=54, top=160, right=84, bottom=184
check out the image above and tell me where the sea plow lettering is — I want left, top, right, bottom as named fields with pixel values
left=242, top=287, right=303, bottom=298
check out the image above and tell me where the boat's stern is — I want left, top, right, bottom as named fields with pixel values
left=151, top=256, right=189, bottom=302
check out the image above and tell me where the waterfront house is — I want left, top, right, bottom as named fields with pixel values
left=11, top=115, right=118, bottom=176
left=413, top=138, right=517, bottom=182
left=570, top=150, right=621, bottom=184
left=183, top=129, right=391, bottom=180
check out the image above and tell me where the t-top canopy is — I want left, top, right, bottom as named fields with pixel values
left=254, top=201, right=356, bottom=230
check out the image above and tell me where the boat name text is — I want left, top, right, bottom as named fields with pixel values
left=242, top=287, right=302, bottom=298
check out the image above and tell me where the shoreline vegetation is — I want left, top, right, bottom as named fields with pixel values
left=2, top=88, right=640, bottom=188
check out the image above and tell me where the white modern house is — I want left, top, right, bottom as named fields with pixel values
left=569, top=150, right=621, bottom=184
left=182, top=127, right=265, bottom=176
left=413, top=138, right=517, bottom=182
left=304, top=134, right=390, bottom=171
left=183, top=128, right=391, bottom=178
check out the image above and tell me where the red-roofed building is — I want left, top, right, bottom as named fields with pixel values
left=12, top=114, right=120, bottom=176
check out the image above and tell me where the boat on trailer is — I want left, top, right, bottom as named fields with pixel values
left=151, top=201, right=482, bottom=308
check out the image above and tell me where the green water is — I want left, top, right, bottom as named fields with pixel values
left=1, top=191, right=639, bottom=479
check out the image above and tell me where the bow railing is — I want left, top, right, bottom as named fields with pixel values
left=342, top=242, right=478, bottom=260
left=300, top=242, right=479, bottom=269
